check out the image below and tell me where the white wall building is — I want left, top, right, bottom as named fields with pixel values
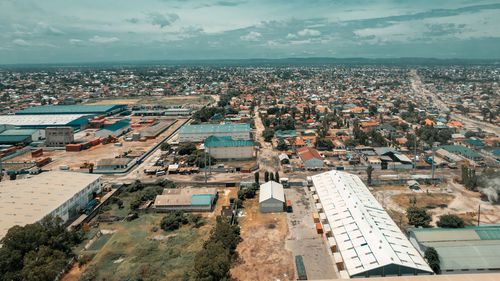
left=178, top=123, right=250, bottom=142
left=259, top=181, right=285, bottom=213
left=0, top=171, right=102, bottom=239
left=311, top=171, right=433, bottom=278
left=204, top=136, right=254, bottom=160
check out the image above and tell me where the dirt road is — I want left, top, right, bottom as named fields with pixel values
left=254, top=106, right=280, bottom=173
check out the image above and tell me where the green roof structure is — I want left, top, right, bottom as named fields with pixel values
left=409, top=224, right=500, bottom=272
left=204, top=136, right=254, bottom=147
left=436, top=145, right=482, bottom=160
left=0, top=135, right=31, bottom=144
left=190, top=194, right=213, bottom=206
left=0, top=129, right=38, bottom=136
left=15, top=104, right=127, bottom=115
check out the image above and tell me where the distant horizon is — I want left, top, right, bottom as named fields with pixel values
left=2, top=56, right=500, bottom=68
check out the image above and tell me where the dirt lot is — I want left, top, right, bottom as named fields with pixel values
left=22, top=119, right=184, bottom=171
left=231, top=197, right=295, bottom=281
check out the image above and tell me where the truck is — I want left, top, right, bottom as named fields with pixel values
left=84, top=197, right=101, bottom=215
left=286, top=200, right=292, bottom=212
left=295, top=255, right=308, bottom=280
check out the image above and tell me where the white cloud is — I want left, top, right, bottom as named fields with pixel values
left=69, top=39, right=83, bottom=44
left=89, top=35, right=119, bottom=44
left=149, top=12, right=180, bottom=28
left=13, top=39, right=30, bottom=46
left=286, top=33, right=297, bottom=39
left=297, top=28, right=321, bottom=37
left=240, top=31, right=262, bottom=41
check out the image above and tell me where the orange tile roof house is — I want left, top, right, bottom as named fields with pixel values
left=296, top=146, right=324, bottom=168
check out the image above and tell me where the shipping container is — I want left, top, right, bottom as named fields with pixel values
left=36, top=157, right=51, bottom=167
left=315, top=223, right=323, bottom=234
left=66, top=144, right=82, bottom=152
left=295, top=255, right=308, bottom=280
left=286, top=200, right=292, bottom=212
left=312, top=213, right=319, bottom=223
left=31, top=148, right=43, bottom=158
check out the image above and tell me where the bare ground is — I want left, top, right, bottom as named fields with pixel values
left=231, top=198, right=294, bottom=281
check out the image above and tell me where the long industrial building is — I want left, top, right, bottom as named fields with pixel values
left=15, top=104, right=127, bottom=115
left=311, top=171, right=433, bottom=278
left=153, top=187, right=217, bottom=212
left=0, top=171, right=102, bottom=239
left=178, top=123, right=250, bottom=142
left=204, top=136, right=254, bottom=160
left=0, top=114, right=89, bottom=130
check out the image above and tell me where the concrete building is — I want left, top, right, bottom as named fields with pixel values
left=297, top=146, right=324, bottom=168
left=0, top=171, right=102, bottom=239
left=153, top=188, right=217, bottom=212
left=311, top=171, right=433, bottom=278
left=259, top=181, right=285, bottom=213
left=409, top=225, right=500, bottom=274
left=178, top=123, right=250, bottom=142
left=204, top=136, right=254, bottom=160
left=45, top=127, right=74, bottom=147
left=94, top=120, right=131, bottom=138
left=96, top=158, right=131, bottom=170
left=0, top=114, right=89, bottom=130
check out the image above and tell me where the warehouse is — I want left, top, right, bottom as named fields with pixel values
left=153, top=187, right=217, bottom=212
left=45, top=127, right=74, bottom=147
left=311, top=171, right=433, bottom=278
left=259, top=181, right=285, bottom=213
left=409, top=225, right=500, bottom=273
left=0, top=114, right=89, bottom=130
left=178, top=123, right=250, bottom=142
left=204, top=136, right=254, bottom=160
left=96, top=158, right=131, bottom=170
left=0, top=129, right=44, bottom=142
left=0, top=171, right=102, bottom=239
left=94, top=120, right=131, bottom=138
left=15, top=104, right=127, bottom=115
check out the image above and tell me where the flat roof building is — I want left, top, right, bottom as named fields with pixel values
left=178, top=123, right=250, bottom=142
left=205, top=136, right=254, bottom=160
left=15, top=104, right=127, bottom=115
left=311, top=171, right=433, bottom=278
left=153, top=187, right=217, bottom=212
left=409, top=225, right=500, bottom=274
left=0, top=114, right=89, bottom=130
left=0, top=171, right=102, bottom=239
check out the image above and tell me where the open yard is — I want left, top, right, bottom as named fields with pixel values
left=231, top=197, right=295, bottom=281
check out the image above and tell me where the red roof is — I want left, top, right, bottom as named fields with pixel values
left=297, top=146, right=323, bottom=162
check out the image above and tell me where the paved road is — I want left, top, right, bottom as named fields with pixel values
left=410, top=70, right=499, bottom=136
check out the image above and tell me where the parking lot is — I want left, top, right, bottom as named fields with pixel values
left=285, top=185, right=338, bottom=280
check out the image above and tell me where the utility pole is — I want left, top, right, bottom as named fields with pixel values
left=208, top=146, right=211, bottom=174
left=204, top=148, right=207, bottom=184
left=431, top=148, right=435, bottom=180
left=478, top=205, right=481, bottom=226
left=413, top=133, right=417, bottom=170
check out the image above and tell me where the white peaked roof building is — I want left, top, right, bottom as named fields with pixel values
left=311, top=171, right=433, bottom=278
left=259, top=181, right=285, bottom=213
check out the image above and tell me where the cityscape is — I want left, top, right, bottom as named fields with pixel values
left=1, top=1, right=500, bottom=281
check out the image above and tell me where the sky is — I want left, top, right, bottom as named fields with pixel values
left=1, top=0, right=500, bottom=64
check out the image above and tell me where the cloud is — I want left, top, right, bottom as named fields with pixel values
left=148, top=12, right=180, bottom=28
left=13, top=39, right=30, bottom=46
left=240, top=31, right=262, bottom=41
left=125, top=18, right=140, bottom=24
left=69, top=39, right=83, bottom=44
left=297, top=28, right=321, bottom=37
left=286, top=33, right=297, bottom=39
left=89, top=35, right=119, bottom=43
left=215, top=1, right=245, bottom=7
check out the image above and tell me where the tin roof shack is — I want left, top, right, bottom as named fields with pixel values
left=409, top=225, right=500, bottom=274
left=259, top=181, right=285, bottom=213
left=311, top=171, right=433, bottom=278
left=96, top=158, right=131, bottom=170
left=153, top=187, right=217, bottom=212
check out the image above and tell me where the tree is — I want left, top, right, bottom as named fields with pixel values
left=406, top=206, right=432, bottom=228
left=276, top=139, right=288, bottom=151
left=160, top=211, right=188, bottom=232
left=186, top=150, right=216, bottom=168
left=9, top=173, right=16, bottom=180
left=275, top=171, right=280, bottom=183
left=437, top=214, right=465, bottom=228
left=160, top=142, right=171, bottom=151
left=262, top=128, right=275, bottom=142
left=177, top=143, right=197, bottom=155
left=366, top=165, right=374, bottom=186
left=254, top=172, right=260, bottom=184
left=270, top=172, right=274, bottom=181
left=315, top=138, right=334, bottom=150
left=264, top=171, right=269, bottom=182
left=424, top=247, right=440, bottom=274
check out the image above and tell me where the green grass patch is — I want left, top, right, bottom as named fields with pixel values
left=86, top=234, right=113, bottom=251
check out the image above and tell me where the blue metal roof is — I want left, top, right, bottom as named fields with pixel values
left=190, top=194, right=213, bottom=206
left=99, top=120, right=130, bottom=132
left=205, top=136, right=254, bottom=147
left=15, top=104, right=127, bottom=115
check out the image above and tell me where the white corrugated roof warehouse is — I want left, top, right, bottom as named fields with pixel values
left=0, top=171, right=102, bottom=239
left=311, top=171, right=433, bottom=278
left=259, top=181, right=285, bottom=213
